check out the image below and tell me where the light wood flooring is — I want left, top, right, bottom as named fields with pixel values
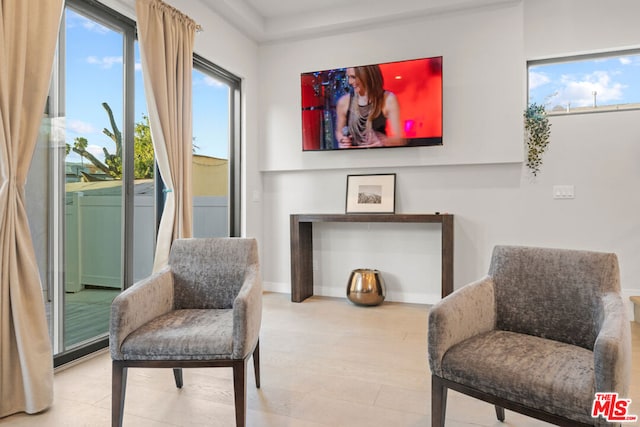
left=2, top=292, right=639, bottom=426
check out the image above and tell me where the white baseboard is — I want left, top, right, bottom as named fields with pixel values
left=263, top=281, right=291, bottom=294
left=262, top=282, right=438, bottom=305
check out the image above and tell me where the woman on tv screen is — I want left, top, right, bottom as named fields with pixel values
left=300, top=56, right=443, bottom=151
left=335, top=65, right=405, bottom=148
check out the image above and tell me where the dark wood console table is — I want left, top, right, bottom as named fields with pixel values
left=290, top=213, right=454, bottom=302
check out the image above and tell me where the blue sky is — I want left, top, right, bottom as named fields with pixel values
left=65, top=9, right=229, bottom=164
left=529, top=53, right=640, bottom=110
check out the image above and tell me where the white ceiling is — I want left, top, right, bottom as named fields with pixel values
left=197, top=0, right=516, bottom=43
left=245, top=0, right=349, bottom=19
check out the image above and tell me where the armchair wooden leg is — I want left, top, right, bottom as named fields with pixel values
left=252, top=340, right=260, bottom=388
left=432, top=375, right=448, bottom=427
left=495, top=405, right=505, bottom=422
left=112, top=361, right=128, bottom=427
left=173, top=368, right=183, bottom=388
left=233, top=359, right=248, bottom=427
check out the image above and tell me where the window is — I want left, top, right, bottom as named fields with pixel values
left=528, top=49, right=640, bottom=115
left=192, top=55, right=241, bottom=237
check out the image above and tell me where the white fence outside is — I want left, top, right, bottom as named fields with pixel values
left=65, top=192, right=228, bottom=292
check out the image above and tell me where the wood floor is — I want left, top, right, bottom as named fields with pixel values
left=3, top=292, right=639, bottom=426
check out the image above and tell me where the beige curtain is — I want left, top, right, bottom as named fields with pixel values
left=0, top=0, right=63, bottom=417
left=136, top=0, right=197, bottom=271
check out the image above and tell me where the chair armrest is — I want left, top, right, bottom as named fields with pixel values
left=232, top=264, right=263, bottom=359
left=594, top=292, right=631, bottom=395
left=428, top=276, right=496, bottom=376
left=109, top=267, right=174, bottom=360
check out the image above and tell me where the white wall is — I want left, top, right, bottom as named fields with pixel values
left=257, top=0, right=640, bottom=315
left=524, top=0, right=640, bottom=59
left=259, top=1, right=525, bottom=171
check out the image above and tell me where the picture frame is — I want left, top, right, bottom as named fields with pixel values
left=345, top=173, right=396, bottom=214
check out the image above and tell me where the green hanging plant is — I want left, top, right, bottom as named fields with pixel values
left=524, top=103, right=551, bottom=176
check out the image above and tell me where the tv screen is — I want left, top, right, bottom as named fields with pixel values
left=301, top=56, right=442, bottom=151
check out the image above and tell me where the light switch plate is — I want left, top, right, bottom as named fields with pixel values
left=553, top=185, right=575, bottom=199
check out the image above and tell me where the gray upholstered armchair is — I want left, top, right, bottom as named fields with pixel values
left=110, top=238, right=262, bottom=427
left=428, top=245, right=631, bottom=426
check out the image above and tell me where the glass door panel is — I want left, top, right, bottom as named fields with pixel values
left=192, top=68, right=231, bottom=237
left=63, top=8, right=124, bottom=349
left=28, top=1, right=148, bottom=362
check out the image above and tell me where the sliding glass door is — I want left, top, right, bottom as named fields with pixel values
left=25, top=1, right=241, bottom=365
left=28, top=1, right=148, bottom=364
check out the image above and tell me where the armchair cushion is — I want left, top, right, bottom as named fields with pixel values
left=441, top=330, right=595, bottom=423
left=170, top=238, right=259, bottom=310
left=490, top=246, right=620, bottom=350
left=120, top=309, right=234, bottom=361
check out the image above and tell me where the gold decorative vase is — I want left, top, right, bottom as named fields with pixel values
left=346, top=269, right=386, bottom=306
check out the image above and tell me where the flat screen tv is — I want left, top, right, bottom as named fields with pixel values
left=301, top=56, right=442, bottom=151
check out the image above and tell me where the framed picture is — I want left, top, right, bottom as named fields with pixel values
left=345, top=173, right=396, bottom=214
